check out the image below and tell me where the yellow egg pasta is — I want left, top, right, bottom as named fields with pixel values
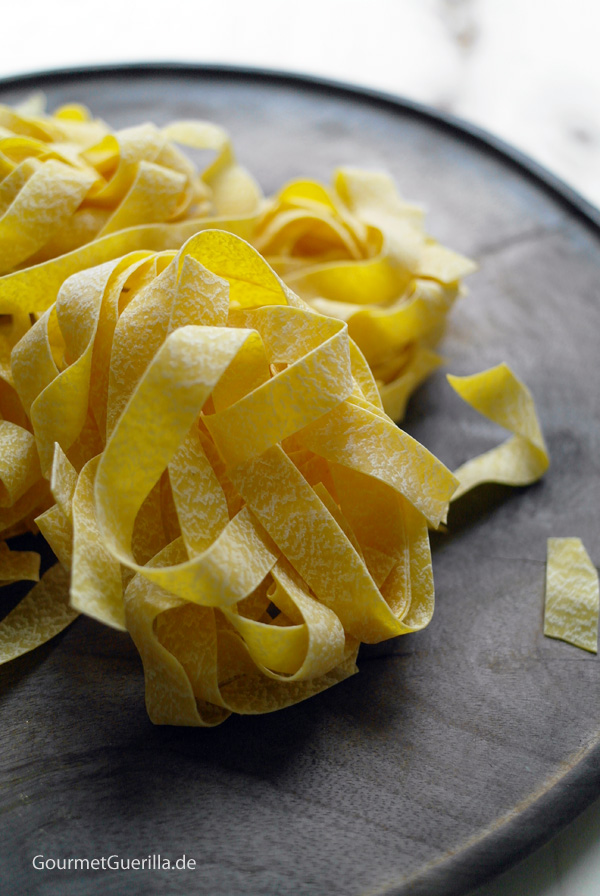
left=0, top=97, right=561, bottom=727
left=544, top=538, right=599, bottom=653
left=0, top=562, right=76, bottom=664
left=0, top=98, right=262, bottom=316
left=252, top=168, right=476, bottom=420
left=0, top=540, right=40, bottom=584
left=447, top=363, right=550, bottom=501
left=0, top=99, right=476, bottom=424
left=0, top=229, right=460, bottom=725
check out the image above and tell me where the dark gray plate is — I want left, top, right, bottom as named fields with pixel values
left=0, top=65, right=599, bottom=896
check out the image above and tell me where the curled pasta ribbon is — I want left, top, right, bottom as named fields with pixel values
left=251, top=168, right=476, bottom=420
left=0, top=540, right=39, bottom=584
left=0, top=563, right=76, bottom=664
left=0, top=99, right=262, bottom=315
left=3, top=229, right=458, bottom=725
left=447, top=363, right=550, bottom=500
left=544, top=538, right=599, bottom=653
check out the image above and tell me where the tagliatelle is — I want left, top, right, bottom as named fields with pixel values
left=0, top=98, right=563, bottom=727
left=0, top=229, right=459, bottom=725
left=252, top=168, right=476, bottom=420
left=0, top=99, right=476, bottom=424
left=0, top=97, right=262, bottom=317
left=0, top=102, right=266, bottom=593
left=544, top=538, right=599, bottom=653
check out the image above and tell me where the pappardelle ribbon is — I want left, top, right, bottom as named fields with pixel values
left=447, top=363, right=550, bottom=500
left=544, top=538, right=599, bottom=653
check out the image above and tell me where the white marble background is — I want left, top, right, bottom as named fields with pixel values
left=2, top=2, right=600, bottom=895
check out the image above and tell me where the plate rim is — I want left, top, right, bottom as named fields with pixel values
left=0, top=61, right=599, bottom=896
left=1, top=60, right=599, bottom=235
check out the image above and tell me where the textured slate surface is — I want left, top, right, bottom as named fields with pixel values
left=0, top=66, right=598, bottom=896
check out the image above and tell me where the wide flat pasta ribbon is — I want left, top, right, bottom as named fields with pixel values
left=0, top=563, right=76, bottom=664
left=544, top=538, right=599, bottom=653
left=447, top=363, right=550, bottom=500
left=0, top=541, right=39, bottom=584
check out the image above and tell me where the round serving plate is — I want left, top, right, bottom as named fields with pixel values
left=0, top=64, right=599, bottom=896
